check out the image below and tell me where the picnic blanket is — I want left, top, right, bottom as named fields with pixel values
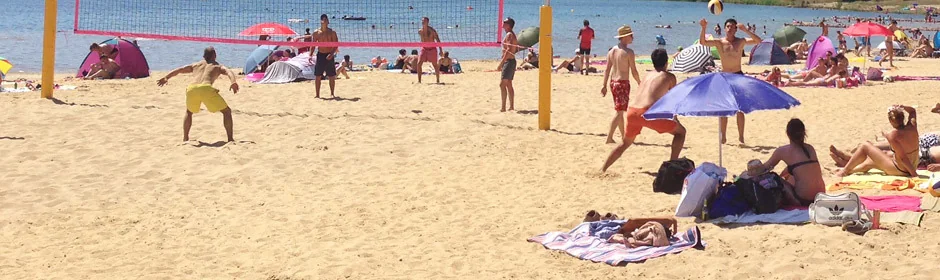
left=527, top=220, right=704, bottom=266
left=826, top=170, right=934, bottom=192
left=710, top=209, right=810, bottom=224
left=861, top=195, right=923, bottom=212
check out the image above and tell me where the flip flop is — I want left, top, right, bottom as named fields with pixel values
left=583, top=210, right=601, bottom=222
left=842, top=220, right=872, bottom=235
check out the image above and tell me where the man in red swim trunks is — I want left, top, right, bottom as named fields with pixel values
left=418, top=17, right=443, bottom=84
left=578, top=20, right=595, bottom=75
left=601, top=25, right=640, bottom=144
left=602, top=49, right=687, bottom=172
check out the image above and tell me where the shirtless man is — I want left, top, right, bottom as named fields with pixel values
left=418, top=17, right=443, bottom=84
left=601, top=49, right=686, bottom=172
left=311, top=14, right=339, bottom=98
left=157, top=47, right=239, bottom=142
left=699, top=18, right=762, bottom=144
left=84, top=55, right=121, bottom=80
left=89, top=42, right=117, bottom=60
left=601, top=25, right=641, bottom=144
left=496, top=17, right=519, bottom=112
left=881, top=20, right=898, bottom=68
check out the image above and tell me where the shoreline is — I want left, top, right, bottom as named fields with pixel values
left=656, top=0, right=935, bottom=14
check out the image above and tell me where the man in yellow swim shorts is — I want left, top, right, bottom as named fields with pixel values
left=157, top=47, right=240, bottom=142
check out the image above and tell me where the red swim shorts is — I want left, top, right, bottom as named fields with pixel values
left=625, top=107, right=678, bottom=138
left=420, top=47, right=438, bottom=63
left=610, top=80, right=630, bottom=111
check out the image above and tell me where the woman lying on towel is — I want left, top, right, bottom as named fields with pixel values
left=784, top=54, right=854, bottom=88
left=757, top=119, right=826, bottom=206
left=835, top=105, right=920, bottom=177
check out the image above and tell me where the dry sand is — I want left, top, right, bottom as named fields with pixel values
left=1, top=56, right=939, bottom=279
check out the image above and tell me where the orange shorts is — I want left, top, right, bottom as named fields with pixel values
left=626, top=107, right=678, bottom=138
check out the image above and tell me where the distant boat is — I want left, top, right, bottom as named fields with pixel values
left=342, top=16, right=366, bottom=21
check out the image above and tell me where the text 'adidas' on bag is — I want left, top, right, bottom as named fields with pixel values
left=809, top=192, right=869, bottom=226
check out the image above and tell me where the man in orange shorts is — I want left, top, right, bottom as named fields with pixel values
left=602, top=49, right=687, bottom=172
left=601, top=25, right=641, bottom=144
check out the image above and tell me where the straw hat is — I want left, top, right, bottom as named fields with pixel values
left=739, top=159, right=767, bottom=179
left=615, top=25, right=634, bottom=38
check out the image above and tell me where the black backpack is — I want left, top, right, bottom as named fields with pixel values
left=737, top=172, right=785, bottom=214
left=653, top=158, right=695, bottom=194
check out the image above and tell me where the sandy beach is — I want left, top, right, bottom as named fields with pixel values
left=2, top=57, right=939, bottom=279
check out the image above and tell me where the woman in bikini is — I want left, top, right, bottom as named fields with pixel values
left=835, top=105, right=920, bottom=177
left=759, top=119, right=826, bottom=206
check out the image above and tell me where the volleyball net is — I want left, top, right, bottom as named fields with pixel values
left=73, top=0, right=504, bottom=48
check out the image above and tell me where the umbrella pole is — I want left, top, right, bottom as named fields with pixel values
left=718, top=119, right=723, bottom=167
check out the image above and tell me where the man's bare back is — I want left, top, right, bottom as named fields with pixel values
left=188, top=61, right=231, bottom=86
left=606, top=46, right=636, bottom=82
left=632, top=69, right=677, bottom=109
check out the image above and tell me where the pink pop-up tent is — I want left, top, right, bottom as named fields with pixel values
left=76, top=38, right=151, bottom=79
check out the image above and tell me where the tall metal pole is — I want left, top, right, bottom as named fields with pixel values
left=41, top=0, right=58, bottom=99
left=538, top=0, right=552, bottom=130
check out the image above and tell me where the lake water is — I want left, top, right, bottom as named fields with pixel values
left=0, top=0, right=928, bottom=72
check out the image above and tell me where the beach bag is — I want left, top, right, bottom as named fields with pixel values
left=675, top=162, right=726, bottom=217
left=703, top=182, right=752, bottom=220
left=737, top=172, right=784, bottom=214
left=809, top=192, right=870, bottom=226
left=867, top=67, right=883, bottom=81
left=653, top=158, right=696, bottom=194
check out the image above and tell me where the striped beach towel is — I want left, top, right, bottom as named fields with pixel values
left=527, top=220, right=705, bottom=266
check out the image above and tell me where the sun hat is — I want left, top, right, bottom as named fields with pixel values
left=615, top=25, right=634, bottom=38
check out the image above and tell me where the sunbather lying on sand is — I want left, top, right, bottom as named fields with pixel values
left=583, top=211, right=678, bottom=248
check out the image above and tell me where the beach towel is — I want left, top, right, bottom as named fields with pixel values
left=922, top=196, right=940, bottom=212
left=880, top=211, right=925, bottom=226
left=709, top=209, right=810, bottom=224
left=826, top=170, right=933, bottom=192
left=860, top=195, right=923, bottom=212
left=527, top=220, right=704, bottom=266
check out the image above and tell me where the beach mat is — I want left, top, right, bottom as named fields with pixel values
left=921, top=196, right=940, bottom=212
left=860, top=195, right=923, bottom=212
left=880, top=211, right=925, bottom=226
left=527, top=220, right=704, bottom=266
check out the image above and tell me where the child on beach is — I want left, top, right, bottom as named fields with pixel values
left=601, top=25, right=640, bottom=144
left=157, top=47, right=239, bottom=142
left=601, top=49, right=686, bottom=172
left=698, top=18, right=762, bottom=144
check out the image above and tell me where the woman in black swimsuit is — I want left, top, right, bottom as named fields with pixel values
left=835, top=105, right=920, bottom=177
left=760, top=119, right=826, bottom=206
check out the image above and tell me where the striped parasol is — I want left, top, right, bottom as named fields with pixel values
left=669, top=44, right=713, bottom=73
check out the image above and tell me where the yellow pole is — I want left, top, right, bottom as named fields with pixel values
left=538, top=2, right=552, bottom=130
left=41, top=0, right=57, bottom=99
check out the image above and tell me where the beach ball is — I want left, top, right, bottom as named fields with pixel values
left=708, top=0, right=724, bottom=15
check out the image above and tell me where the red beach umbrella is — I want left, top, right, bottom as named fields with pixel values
left=842, top=22, right=893, bottom=37
left=238, top=22, right=297, bottom=36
